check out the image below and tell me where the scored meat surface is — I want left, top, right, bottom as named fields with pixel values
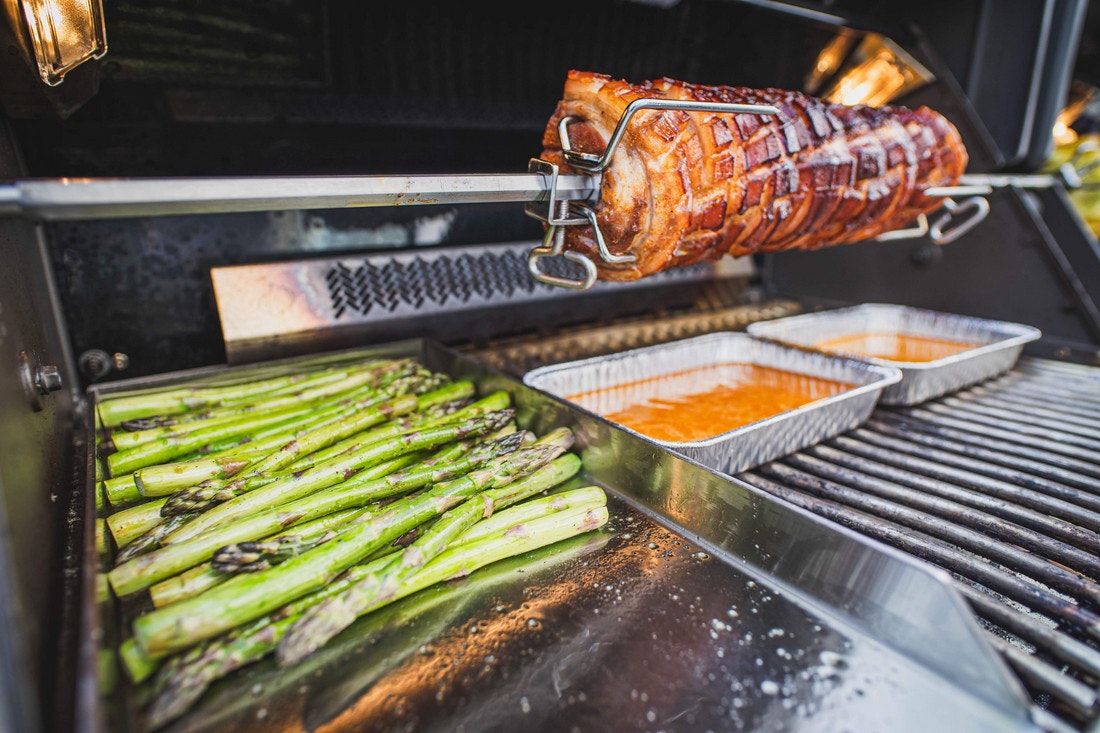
left=540, top=70, right=968, bottom=281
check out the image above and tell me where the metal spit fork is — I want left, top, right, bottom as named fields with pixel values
left=0, top=98, right=1029, bottom=290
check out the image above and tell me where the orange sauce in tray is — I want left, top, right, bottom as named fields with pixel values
left=566, top=362, right=853, bottom=443
left=815, top=333, right=979, bottom=362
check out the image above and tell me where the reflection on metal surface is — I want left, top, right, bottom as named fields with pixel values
left=804, top=32, right=857, bottom=95
left=811, top=33, right=934, bottom=107
left=737, top=356, right=1100, bottom=731
left=0, top=174, right=599, bottom=220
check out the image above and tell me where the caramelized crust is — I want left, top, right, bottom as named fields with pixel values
left=540, top=71, right=968, bottom=281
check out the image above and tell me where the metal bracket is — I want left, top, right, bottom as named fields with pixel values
left=929, top=196, right=991, bottom=245
left=523, top=158, right=593, bottom=227
left=873, top=195, right=993, bottom=246
left=875, top=213, right=930, bottom=242
left=526, top=205, right=599, bottom=291
left=526, top=98, right=779, bottom=290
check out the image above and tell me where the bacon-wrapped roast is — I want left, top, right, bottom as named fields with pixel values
left=540, top=70, right=968, bottom=281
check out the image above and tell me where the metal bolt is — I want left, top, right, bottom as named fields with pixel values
left=79, top=349, right=113, bottom=380
left=113, top=352, right=130, bottom=371
left=910, top=242, right=942, bottom=268
left=34, top=365, right=62, bottom=394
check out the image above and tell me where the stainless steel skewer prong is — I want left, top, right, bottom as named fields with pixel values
left=526, top=98, right=780, bottom=289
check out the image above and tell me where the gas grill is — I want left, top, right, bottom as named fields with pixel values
left=2, top=1, right=1100, bottom=733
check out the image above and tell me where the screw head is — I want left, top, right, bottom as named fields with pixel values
left=78, top=349, right=112, bottom=380
left=35, top=365, right=62, bottom=394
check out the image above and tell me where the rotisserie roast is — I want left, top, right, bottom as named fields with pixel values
left=541, top=70, right=968, bottom=280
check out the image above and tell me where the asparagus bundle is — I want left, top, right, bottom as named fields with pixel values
left=94, top=352, right=607, bottom=730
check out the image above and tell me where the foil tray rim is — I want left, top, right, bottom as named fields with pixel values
left=521, top=331, right=902, bottom=474
left=744, top=303, right=1042, bottom=405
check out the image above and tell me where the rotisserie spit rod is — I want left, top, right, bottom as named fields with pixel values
left=0, top=171, right=601, bottom=220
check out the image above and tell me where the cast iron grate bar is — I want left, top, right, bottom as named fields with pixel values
left=955, top=387, right=1100, bottom=429
left=867, top=412, right=1100, bottom=492
left=740, top=357, right=1100, bottom=731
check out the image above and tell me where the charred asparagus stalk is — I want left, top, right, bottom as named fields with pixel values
left=207, top=431, right=530, bottom=574
left=109, top=426, right=520, bottom=596
left=156, top=381, right=474, bottom=517
left=108, top=360, right=433, bottom=478
left=162, top=397, right=508, bottom=544
left=149, top=507, right=374, bottom=607
left=276, top=429, right=577, bottom=663
left=132, top=437, right=570, bottom=657
left=144, top=486, right=608, bottom=728
left=130, top=451, right=267, bottom=498
left=114, top=512, right=199, bottom=564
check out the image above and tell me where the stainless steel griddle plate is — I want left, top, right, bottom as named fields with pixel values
left=86, top=340, right=1039, bottom=733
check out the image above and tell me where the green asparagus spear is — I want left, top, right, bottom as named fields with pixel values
left=109, top=428, right=520, bottom=596
left=132, top=441, right=572, bottom=656
left=146, top=490, right=607, bottom=727
left=276, top=429, right=575, bottom=661
left=107, top=498, right=169, bottom=549
left=162, top=405, right=511, bottom=545
left=96, top=359, right=405, bottom=428
left=119, top=636, right=160, bottom=685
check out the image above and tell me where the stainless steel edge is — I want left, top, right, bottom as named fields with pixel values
left=0, top=174, right=599, bottom=220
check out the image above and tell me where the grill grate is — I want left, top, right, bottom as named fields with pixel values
left=740, top=357, right=1100, bottom=730
left=466, top=300, right=803, bottom=376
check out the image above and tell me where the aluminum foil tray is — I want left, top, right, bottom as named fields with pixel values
left=746, top=303, right=1042, bottom=406
left=522, top=332, right=901, bottom=476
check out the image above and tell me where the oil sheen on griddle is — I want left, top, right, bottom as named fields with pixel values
left=567, top=363, right=852, bottom=443
left=815, top=333, right=978, bottom=362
